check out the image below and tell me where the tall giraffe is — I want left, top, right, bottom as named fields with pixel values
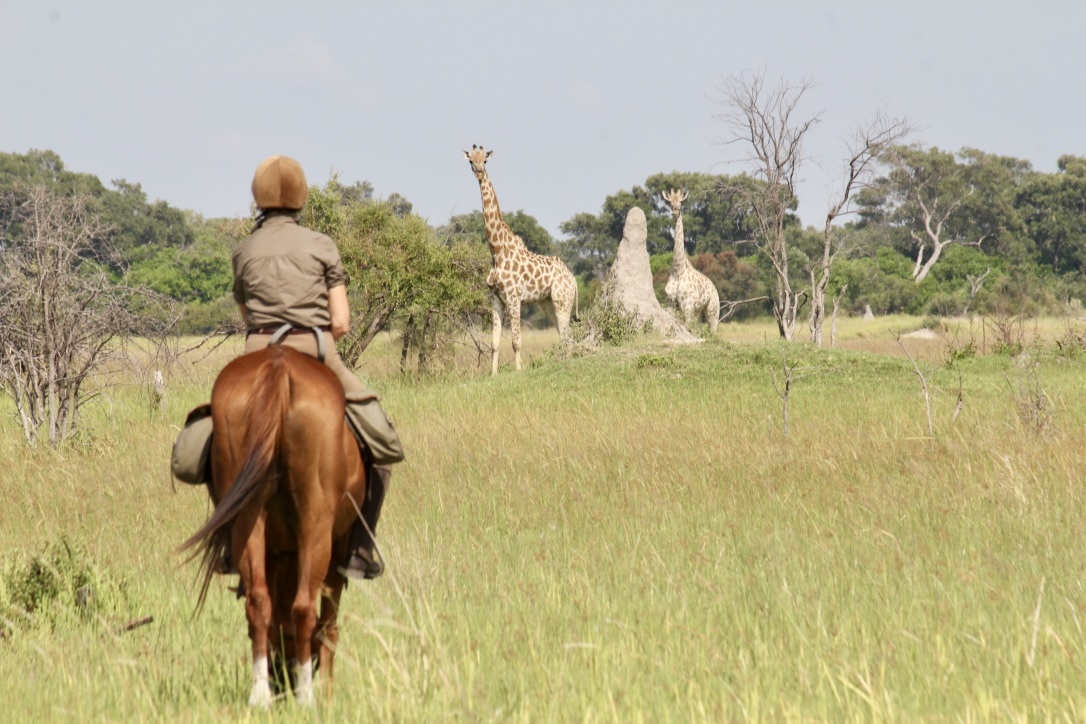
left=662, top=189, right=720, bottom=333
left=464, top=144, right=579, bottom=375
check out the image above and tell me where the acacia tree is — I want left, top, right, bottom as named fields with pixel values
left=0, top=187, right=156, bottom=446
left=302, top=179, right=490, bottom=368
left=716, top=72, right=818, bottom=340
left=809, top=114, right=911, bottom=346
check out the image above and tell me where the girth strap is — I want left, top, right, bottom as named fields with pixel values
left=267, top=324, right=327, bottom=363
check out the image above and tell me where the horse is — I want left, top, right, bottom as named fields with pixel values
left=179, top=344, right=367, bottom=706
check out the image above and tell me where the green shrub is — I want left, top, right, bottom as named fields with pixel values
left=573, top=296, right=645, bottom=346
left=0, top=539, right=133, bottom=636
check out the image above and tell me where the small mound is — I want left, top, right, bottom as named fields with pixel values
left=594, top=207, right=696, bottom=343
left=902, top=328, right=940, bottom=340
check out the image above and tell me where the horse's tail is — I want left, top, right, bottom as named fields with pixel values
left=179, top=355, right=291, bottom=611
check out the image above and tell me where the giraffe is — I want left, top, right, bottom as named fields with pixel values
left=662, top=189, right=720, bottom=334
left=463, top=144, right=579, bottom=375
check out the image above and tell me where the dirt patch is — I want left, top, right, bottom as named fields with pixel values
left=902, top=328, right=940, bottom=340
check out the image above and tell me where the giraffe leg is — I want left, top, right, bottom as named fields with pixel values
left=554, top=294, right=574, bottom=340
left=682, top=299, right=696, bottom=329
left=708, top=294, right=720, bottom=334
left=490, top=295, right=503, bottom=376
left=540, top=299, right=558, bottom=331
left=508, top=298, right=522, bottom=371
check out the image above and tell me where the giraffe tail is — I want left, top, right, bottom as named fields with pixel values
left=573, top=283, right=580, bottom=322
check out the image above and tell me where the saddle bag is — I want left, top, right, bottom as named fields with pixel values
left=345, top=391, right=405, bottom=465
left=171, top=404, right=214, bottom=484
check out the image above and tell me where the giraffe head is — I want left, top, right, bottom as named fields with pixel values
left=463, top=144, right=493, bottom=181
left=661, top=188, right=689, bottom=215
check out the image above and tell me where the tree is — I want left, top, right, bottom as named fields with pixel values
left=688, top=251, right=767, bottom=320
left=558, top=172, right=762, bottom=281
left=302, top=180, right=489, bottom=366
left=809, top=113, right=911, bottom=346
left=0, top=151, right=196, bottom=274
left=398, top=239, right=490, bottom=372
left=443, top=209, right=557, bottom=255
left=97, top=179, right=194, bottom=263
left=0, top=187, right=168, bottom=446
left=126, top=216, right=233, bottom=303
left=1017, top=155, right=1086, bottom=273
left=715, top=71, right=819, bottom=340
left=864, top=146, right=1025, bottom=283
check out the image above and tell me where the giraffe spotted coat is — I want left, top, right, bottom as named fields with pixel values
left=662, top=189, right=719, bottom=333
left=464, top=144, right=578, bottom=374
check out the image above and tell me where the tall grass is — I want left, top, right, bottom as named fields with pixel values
left=1, top=321, right=1085, bottom=720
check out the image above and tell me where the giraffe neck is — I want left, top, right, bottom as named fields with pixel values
left=478, top=173, right=524, bottom=259
left=672, top=211, right=690, bottom=271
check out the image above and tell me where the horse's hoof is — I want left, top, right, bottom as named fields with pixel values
left=248, top=681, right=273, bottom=708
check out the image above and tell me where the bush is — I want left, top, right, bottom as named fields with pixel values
left=0, top=539, right=134, bottom=636
left=573, top=296, right=646, bottom=347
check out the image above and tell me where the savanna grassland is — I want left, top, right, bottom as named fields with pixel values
left=2, top=317, right=1086, bottom=721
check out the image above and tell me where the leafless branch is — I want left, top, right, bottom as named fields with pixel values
left=809, top=114, right=911, bottom=346
left=715, top=70, right=819, bottom=341
left=718, top=295, right=770, bottom=322
left=0, top=187, right=179, bottom=445
left=896, top=335, right=935, bottom=438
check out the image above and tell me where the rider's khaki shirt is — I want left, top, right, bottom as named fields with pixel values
left=232, top=214, right=348, bottom=329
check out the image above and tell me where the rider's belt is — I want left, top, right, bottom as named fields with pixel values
left=248, top=325, right=331, bottom=336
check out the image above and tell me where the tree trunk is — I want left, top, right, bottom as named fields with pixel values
left=912, top=240, right=949, bottom=283
left=399, top=313, right=415, bottom=371
left=830, top=284, right=847, bottom=348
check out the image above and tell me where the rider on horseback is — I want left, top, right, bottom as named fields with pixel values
left=175, top=155, right=402, bottom=580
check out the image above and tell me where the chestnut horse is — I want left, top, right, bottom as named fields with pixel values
left=180, top=344, right=366, bottom=706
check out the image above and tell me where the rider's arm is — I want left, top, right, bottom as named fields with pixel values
left=328, top=284, right=350, bottom=340
left=237, top=304, right=248, bottom=328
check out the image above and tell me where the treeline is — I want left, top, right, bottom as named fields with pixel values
left=2, top=146, right=1084, bottom=348
left=561, top=150, right=1086, bottom=320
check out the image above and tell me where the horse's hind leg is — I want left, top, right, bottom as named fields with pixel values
left=237, top=513, right=274, bottom=708
left=316, top=568, right=346, bottom=697
left=291, top=514, right=333, bottom=706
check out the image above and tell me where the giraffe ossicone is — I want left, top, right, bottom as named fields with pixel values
left=464, top=144, right=579, bottom=375
left=662, top=188, right=720, bottom=334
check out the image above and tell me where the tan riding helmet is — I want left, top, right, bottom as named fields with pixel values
left=251, top=155, right=308, bottom=210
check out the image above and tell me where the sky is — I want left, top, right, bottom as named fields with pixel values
left=3, top=1, right=1085, bottom=237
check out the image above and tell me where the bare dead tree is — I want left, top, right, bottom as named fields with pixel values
left=769, top=349, right=821, bottom=439
left=829, top=284, right=848, bottom=348
left=716, top=71, right=819, bottom=341
left=810, top=114, right=912, bottom=346
left=771, top=351, right=799, bottom=439
left=952, top=371, right=965, bottom=422
left=895, top=335, right=935, bottom=438
left=0, top=187, right=172, bottom=446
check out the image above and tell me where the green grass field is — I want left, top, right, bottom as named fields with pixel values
left=2, top=317, right=1085, bottom=721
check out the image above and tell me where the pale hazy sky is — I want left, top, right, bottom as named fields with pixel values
left=3, top=1, right=1083, bottom=235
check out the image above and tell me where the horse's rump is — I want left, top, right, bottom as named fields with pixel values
left=179, top=344, right=364, bottom=609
